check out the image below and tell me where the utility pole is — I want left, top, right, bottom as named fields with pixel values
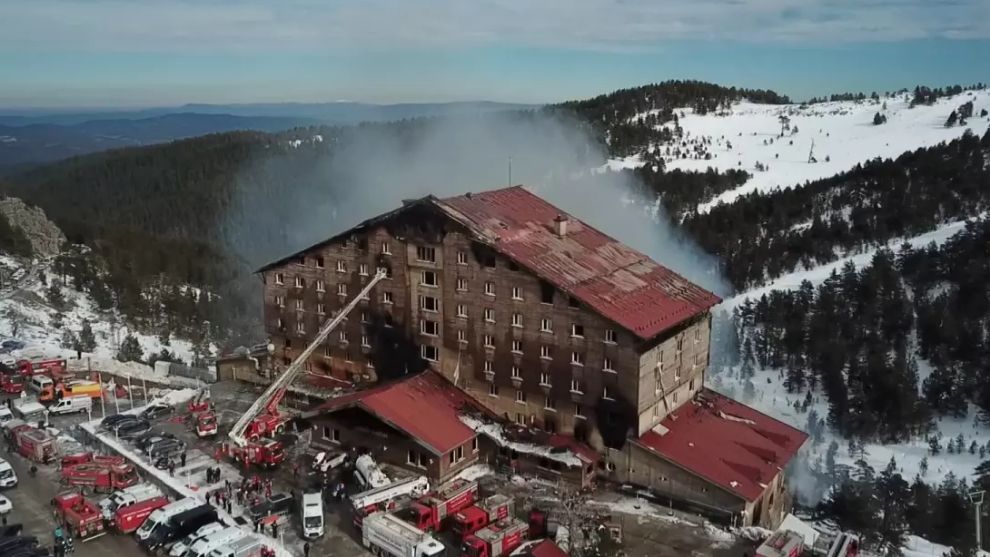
left=970, top=490, right=985, bottom=551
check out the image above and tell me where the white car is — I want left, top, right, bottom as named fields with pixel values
left=0, top=494, right=12, bottom=514
left=0, top=459, right=17, bottom=488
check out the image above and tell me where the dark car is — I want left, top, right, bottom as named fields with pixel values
left=134, top=431, right=176, bottom=450
left=248, top=492, right=295, bottom=523
left=0, top=536, right=38, bottom=555
left=100, top=413, right=134, bottom=430
left=140, top=404, right=174, bottom=420
left=142, top=435, right=180, bottom=455
left=110, top=416, right=147, bottom=434
left=148, top=438, right=185, bottom=460
left=117, top=420, right=153, bottom=440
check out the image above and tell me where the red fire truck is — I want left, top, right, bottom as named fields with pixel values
left=221, top=438, right=285, bottom=469
left=15, top=358, right=67, bottom=377
left=12, top=424, right=57, bottom=463
left=461, top=518, right=529, bottom=557
left=0, top=373, right=24, bottom=394
left=194, top=411, right=218, bottom=438
left=452, top=495, right=514, bottom=542
left=112, top=496, right=170, bottom=534
left=62, top=461, right=139, bottom=493
left=756, top=530, right=805, bottom=557
left=52, top=491, right=107, bottom=541
left=400, top=479, right=478, bottom=532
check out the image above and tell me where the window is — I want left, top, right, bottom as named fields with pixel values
left=274, top=273, right=284, bottom=285
left=571, top=324, right=584, bottom=338
left=416, top=246, right=436, bottom=263
left=275, top=295, right=285, bottom=307
left=473, top=438, right=479, bottom=452
left=449, top=453, right=455, bottom=465
left=337, top=284, right=347, bottom=296
left=408, top=450, right=420, bottom=466
left=508, top=261, right=519, bottom=271
left=570, top=379, right=583, bottom=393
left=511, top=340, right=522, bottom=354
left=695, top=328, right=702, bottom=342
left=277, top=317, right=284, bottom=329
left=540, top=281, right=554, bottom=304
left=336, top=260, right=346, bottom=272
left=484, top=308, right=495, bottom=323
left=482, top=255, right=496, bottom=269
left=511, top=313, right=523, bottom=328
left=605, top=329, right=617, bottom=344
left=457, top=251, right=468, bottom=265
left=673, top=391, right=679, bottom=404
left=689, top=378, right=695, bottom=391
left=362, top=335, right=370, bottom=347
left=571, top=352, right=584, bottom=366
left=359, top=263, right=368, bottom=276
left=568, top=296, right=580, bottom=309
left=421, top=345, right=438, bottom=361
left=695, top=353, right=704, bottom=368
left=653, top=404, right=660, bottom=418
left=540, top=373, right=551, bottom=386
left=384, top=266, right=393, bottom=279
left=381, top=242, right=391, bottom=255
left=603, top=357, right=615, bottom=372
left=515, top=390, right=526, bottom=403
left=316, top=257, right=325, bottom=269
left=657, top=350, right=664, bottom=366
left=515, top=413, right=525, bottom=425
left=456, top=447, right=464, bottom=461
left=295, top=321, right=305, bottom=334
left=325, top=427, right=340, bottom=442
left=421, top=271, right=438, bottom=287
left=540, top=318, right=552, bottom=333
left=382, top=291, right=394, bottom=304
left=484, top=335, right=495, bottom=348
left=540, top=345, right=552, bottom=359
left=489, top=384, right=498, bottom=397
left=545, top=397, right=556, bottom=411
left=294, top=276, right=304, bottom=288
left=316, top=303, right=326, bottom=315
left=456, top=278, right=468, bottom=291
left=511, top=287, right=523, bottom=300
left=511, top=365, right=521, bottom=379
left=654, top=372, right=662, bottom=394
left=420, top=320, right=439, bottom=336
left=483, top=361, right=494, bottom=373
left=419, top=295, right=438, bottom=312
left=361, top=311, right=369, bottom=323
left=457, top=330, right=467, bottom=343
left=484, top=282, right=496, bottom=296
left=456, top=304, right=468, bottom=318
left=315, top=279, right=325, bottom=292
left=677, top=338, right=684, bottom=352
left=324, top=345, right=332, bottom=357
left=340, top=330, right=348, bottom=343
left=294, top=298, right=305, bottom=311
left=344, top=350, right=352, bottom=362
left=603, top=386, right=614, bottom=400
left=575, top=404, right=585, bottom=418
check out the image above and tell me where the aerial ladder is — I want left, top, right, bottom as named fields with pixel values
left=223, top=268, right=387, bottom=468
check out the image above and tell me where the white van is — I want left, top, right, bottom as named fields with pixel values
left=0, top=458, right=18, bottom=488
left=49, top=395, right=92, bottom=415
left=207, top=535, right=262, bottom=557
left=185, top=526, right=247, bottom=557
left=99, top=483, right=164, bottom=520
left=29, top=375, right=53, bottom=394
left=301, top=492, right=324, bottom=538
left=136, top=497, right=200, bottom=542
left=169, top=521, right=227, bottom=557
left=0, top=407, right=13, bottom=426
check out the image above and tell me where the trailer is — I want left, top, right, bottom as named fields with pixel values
left=52, top=491, right=106, bottom=541
left=62, top=461, right=139, bottom=493
left=112, top=496, right=170, bottom=534
left=362, top=511, right=445, bottom=557
left=13, top=424, right=56, bottom=463
left=352, top=475, right=430, bottom=528
left=401, top=479, right=478, bottom=532
left=452, top=495, right=514, bottom=542
left=756, top=530, right=805, bottom=557
left=461, top=518, right=528, bottom=557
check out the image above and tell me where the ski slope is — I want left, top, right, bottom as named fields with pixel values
left=608, top=88, right=990, bottom=213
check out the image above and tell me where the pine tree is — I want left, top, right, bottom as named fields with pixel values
left=46, top=284, right=66, bottom=311
left=116, top=333, right=144, bottom=363
left=78, top=320, right=97, bottom=352
left=876, top=457, right=909, bottom=552
left=946, top=110, right=958, bottom=127
left=826, top=440, right=840, bottom=481
left=929, top=436, right=942, bottom=455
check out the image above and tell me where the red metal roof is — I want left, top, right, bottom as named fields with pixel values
left=313, top=371, right=478, bottom=455
left=636, top=389, right=807, bottom=502
left=436, top=186, right=720, bottom=340
left=514, top=539, right=570, bottom=557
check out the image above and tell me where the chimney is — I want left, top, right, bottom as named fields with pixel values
left=553, top=214, right=569, bottom=237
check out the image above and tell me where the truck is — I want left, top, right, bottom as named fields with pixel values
left=52, top=491, right=107, bottom=541
left=362, top=511, right=446, bottom=557
left=12, top=424, right=56, bottom=463
left=112, top=495, right=170, bottom=534
left=756, top=530, right=805, bottom=557
left=400, top=479, right=478, bottom=532
left=140, top=504, right=218, bottom=550
left=40, top=380, right=103, bottom=403
left=194, top=411, right=218, bottom=438
left=352, top=475, right=431, bottom=528
left=452, top=495, right=514, bottom=542
left=98, top=482, right=164, bottom=520
left=206, top=534, right=265, bottom=557
left=301, top=492, right=324, bottom=539
left=16, top=358, right=67, bottom=377
left=354, top=453, right=391, bottom=489
left=0, top=373, right=25, bottom=394
left=461, top=518, right=528, bottom=557
left=221, top=438, right=284, bottom=469
left=62, top=461, right=139, bottom=493
left=11, top=399, right=47, bottom=423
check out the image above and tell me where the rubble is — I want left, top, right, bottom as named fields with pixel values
left=458, top=414, right=583, bottom=468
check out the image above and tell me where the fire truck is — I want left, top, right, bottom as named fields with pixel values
left=361, top=511, right=445, bottom=557
left=756, top=530, right=805, bottom=557
left=52, top=491, right=107, bottom=541
left=62, top=461, right=139, bottom=493
left=224, top=269, right=387, bottom=469
left=399, top=479, right=479, bottom=532
left=461, top=518, right=529, bottom=557
left=187, top=388, right=212, bottom=414
left=12, top=424, right=57, bottom=463
left=0, top=373, right=24, bottom=394
left=15, top=358, right=67, bottom=377
left=452, top=495, right=514, bottom=542
left=112, top=496, right=170, bottom=534
left=194, top=411, right=218, bottom=438
left=351, top=476, right=431, bottom=528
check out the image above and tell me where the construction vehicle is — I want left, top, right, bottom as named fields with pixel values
left=362, top=511, right=445, bottom=557
left=461, top=518, right=528, bottom=557
left=452, top=495, right=514, bottom=542
left=98, top=482, right=164, bottom=520
left=194, top=411, right=218, bottom=438
left=400, top=479, right=478, bottom=532
left=61, top=460, right=139, bottom=493
left=40, top=380, right=102, bottom=403
left=12, top=424, right=56, bottom=463
left=351, top=475, right=430, bottom=528
left=225, top=269, right=387, bottom=468
left=52, top=491, right=107, bottom=541
left=756, top=530, right=805, bottom=557
left=354, top=453, right=391, bottom=489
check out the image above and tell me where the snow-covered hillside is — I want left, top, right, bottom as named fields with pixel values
left=608, top=89, right=990, bottom=212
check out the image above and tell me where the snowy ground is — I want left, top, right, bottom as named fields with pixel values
left=606, top=88, right=990, bottom=213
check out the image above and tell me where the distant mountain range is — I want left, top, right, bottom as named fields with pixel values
left=0, top=101, right=533, bottom=168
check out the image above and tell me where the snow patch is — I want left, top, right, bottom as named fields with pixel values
left=458, top=415, right=583, bottom=467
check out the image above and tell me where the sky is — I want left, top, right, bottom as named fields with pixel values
left=0, top=0, right=988, bottom=108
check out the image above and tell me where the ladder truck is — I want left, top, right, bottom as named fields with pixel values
left=352, top=475, right=431, bottom=528
left=223, top=269, right=387, bottom=469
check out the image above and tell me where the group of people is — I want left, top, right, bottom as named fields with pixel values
left=205, top=465, right=222, bottom=483
left=51, top=526, right=74, bottom=557
left=205, top=483, right=234, bottom=515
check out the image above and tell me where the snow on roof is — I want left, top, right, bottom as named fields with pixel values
left=458, top=414, right=584, bottom=468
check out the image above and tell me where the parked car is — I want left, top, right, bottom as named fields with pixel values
left=110, top=417, right=146, bottom=434
left=141, top=404, right=174, bottom=420
left=118, top=420, right=153, bottom=440
left=148, top=439, right=185, bottom=460
left=0, top=493, right=12, bottom=514
left=142, top=435, right=180, bottom=455
left=100, top=414, right=135, bottom=430
left=135, top=431, right=175, bottom=450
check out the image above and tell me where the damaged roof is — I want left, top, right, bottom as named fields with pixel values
left=306, top=370, right=478, bottom=455
left=635, top=388, right=808, bottom=502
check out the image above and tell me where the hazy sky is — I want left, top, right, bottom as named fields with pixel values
left=1, top=0, right=988, bottom=108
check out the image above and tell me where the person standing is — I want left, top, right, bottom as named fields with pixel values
left=303, top=541, right=311, bottom=557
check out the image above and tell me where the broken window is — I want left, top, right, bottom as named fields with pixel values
left=420, top=320, right=439, bottom=336
left=316, top=257, right=325, bottom=269
left=416, top=246, right=436, bottom=263
left=421, top=271, right=438, bottom=287
left=482, top=254, right=496, bottom=268
left=540, top=281, right=554, bottom=304
left=571, top=324, right=584, bottom=338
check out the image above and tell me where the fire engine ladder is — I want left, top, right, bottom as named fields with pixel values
left=228, top=268, right=387, bottom=448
